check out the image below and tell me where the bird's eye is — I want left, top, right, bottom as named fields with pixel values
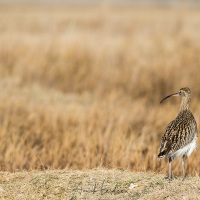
left=179, top=91, right=182, bottom=95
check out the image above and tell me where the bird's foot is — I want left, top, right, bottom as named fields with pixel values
left=164, top=176, right=173, bottom=182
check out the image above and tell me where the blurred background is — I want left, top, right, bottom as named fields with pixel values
left=0, top=0, right=200, bottom=175
left=1, top=0, right=200, bottom=6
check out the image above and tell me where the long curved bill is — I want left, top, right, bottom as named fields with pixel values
left=160, top=92, right=179, bottom=104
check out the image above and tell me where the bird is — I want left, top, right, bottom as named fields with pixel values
left=158, top=87, right=198, bottom=181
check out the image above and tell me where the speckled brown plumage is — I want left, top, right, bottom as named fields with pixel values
left=158, top=110, right=197, bottom=158
left=158, top=87, right=198, bottom=181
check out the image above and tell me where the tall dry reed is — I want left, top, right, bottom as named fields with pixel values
left=0, top=6, right=200, bottom=175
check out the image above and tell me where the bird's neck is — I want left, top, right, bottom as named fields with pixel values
left=179, top=97, right=190, bottom=112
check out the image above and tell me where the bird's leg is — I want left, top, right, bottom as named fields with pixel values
left=168, top=157, right=172, bottom=182
left=182, top=154, right=186, bottom=180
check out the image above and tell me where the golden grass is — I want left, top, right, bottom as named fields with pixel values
left=0, top=169, right=200, bottom=199
left=0, top=5, right=200, bottom=176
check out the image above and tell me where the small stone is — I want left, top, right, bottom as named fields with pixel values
left=129, top=183, right=138, bottom=190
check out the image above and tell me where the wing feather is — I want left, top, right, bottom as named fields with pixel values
left=158, top=111, right=197, bottom=159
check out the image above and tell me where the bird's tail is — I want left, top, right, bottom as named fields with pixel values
left=157, top=151, right=166, bottom=160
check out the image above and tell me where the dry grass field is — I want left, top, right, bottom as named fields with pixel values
left=0, top=169, right=200, bottom=200
left=0, top=5, right=200, bottom=179
left=1, top=169, right=200, bottom=200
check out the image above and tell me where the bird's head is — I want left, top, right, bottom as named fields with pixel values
left=160, top=87, right=191, bottom=104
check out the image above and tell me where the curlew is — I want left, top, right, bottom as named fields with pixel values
left=158, top=87, right=198, bottom=181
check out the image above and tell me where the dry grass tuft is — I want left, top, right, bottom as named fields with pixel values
left=0, top=6, right=200, bottom=176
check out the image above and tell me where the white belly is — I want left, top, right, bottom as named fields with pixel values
left=170, top=136, right=198, bottom=159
